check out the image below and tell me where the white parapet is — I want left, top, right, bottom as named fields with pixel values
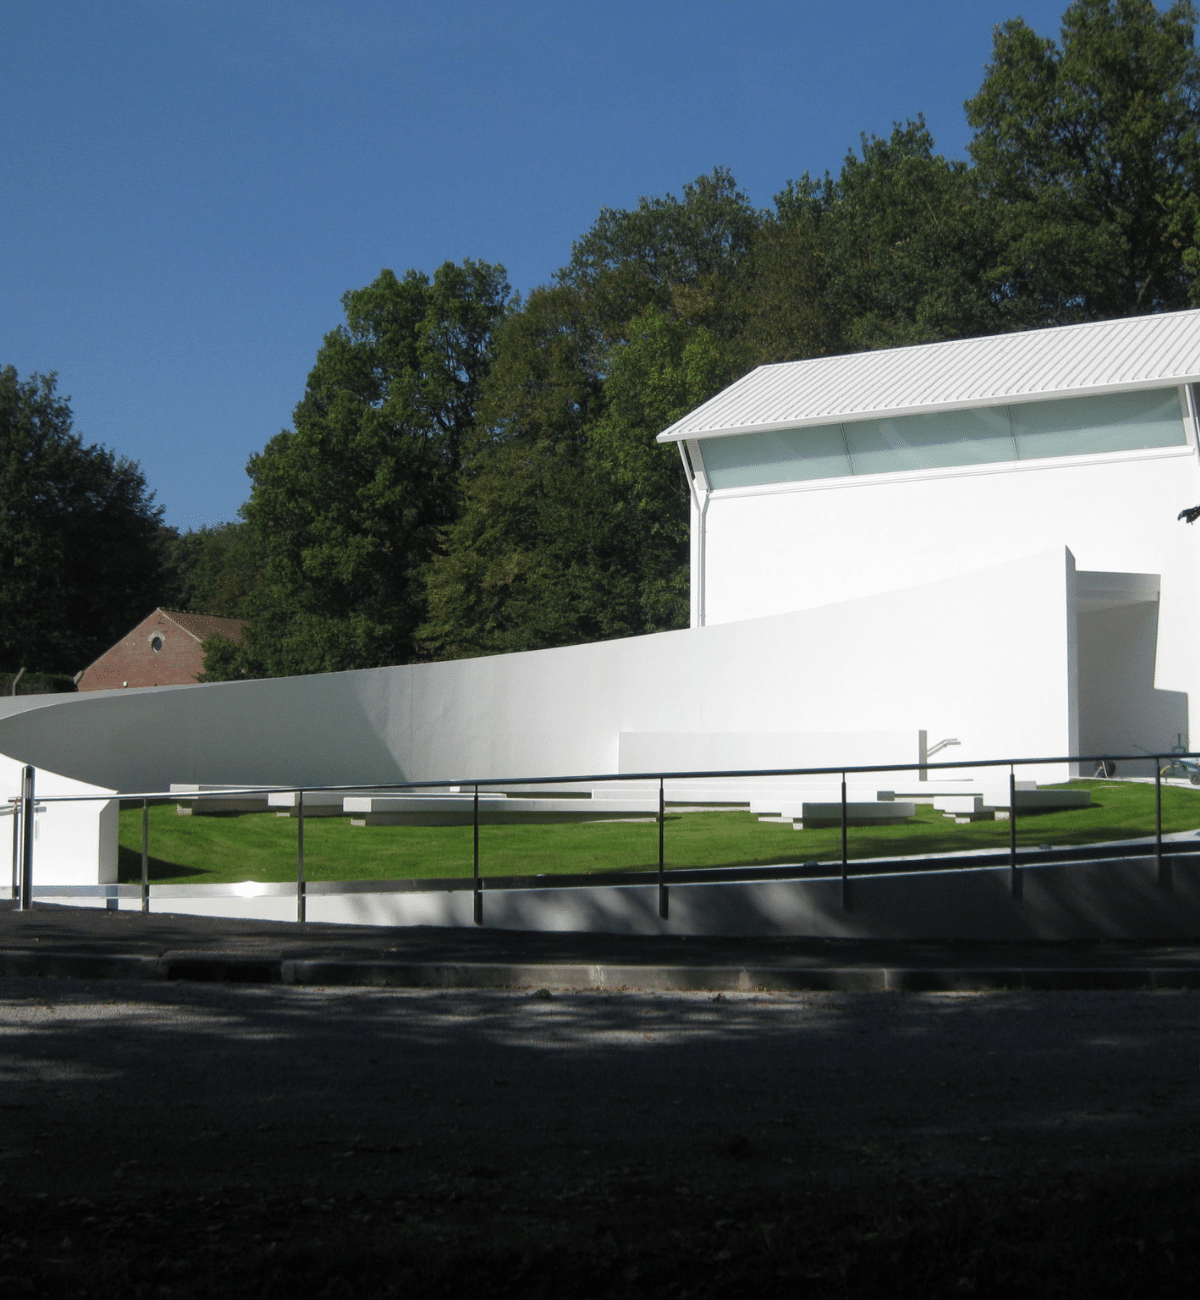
left=1, top=751, right=117, bottom=887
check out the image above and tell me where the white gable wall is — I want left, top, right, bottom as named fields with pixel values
left=693, top=424, right=1200, bottom=708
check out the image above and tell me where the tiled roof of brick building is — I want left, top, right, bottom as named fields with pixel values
left=161, top=610, right=246, bottom=643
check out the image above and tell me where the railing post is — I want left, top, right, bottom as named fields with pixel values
left=296, top=790, right=306, bottom=923
left=840, top=773, right=849, bottom=911
left=10, top=798, right=20, bottom=900
left=18, top=765, right=34, bottom=911
left=1156, top=760, right=1171, bottom=891
left=140, top=798, right=149, bottom=914
left=1009, top=766, right=1022, bottom=900
left=473, top=784, right=482, bottom=925
left=658, top=777, right=668, bottom=920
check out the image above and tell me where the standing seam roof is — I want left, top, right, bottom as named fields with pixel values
left=657, top=309, right=1200, bottom=442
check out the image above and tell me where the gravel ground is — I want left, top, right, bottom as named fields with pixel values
left=2, top=980, right=1199, bottom=1296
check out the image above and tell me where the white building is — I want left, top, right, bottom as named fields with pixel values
left=660, top=309, right=1200, bottom=767
left=4, top=308, right=1200, bottom=888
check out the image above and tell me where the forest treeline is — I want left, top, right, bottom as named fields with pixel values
left=7, top=1, right=1200, bottom=682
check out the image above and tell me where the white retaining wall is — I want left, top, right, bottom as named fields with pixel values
left=0, top=754, right=118, bottom=885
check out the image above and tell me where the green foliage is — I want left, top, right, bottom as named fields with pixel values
left=161, top=521, right=263, bottom=619
left=0, top=669, right=77, bottom=694
left=419, top=284, right=616, bottom=657
left=228, top=261, right=510, bottom=677
left=739, top=120, right=1001, bottom=365
left=420, top=176, right=756, bottom=659
left=195, top=632, right=249, bottom=683
left=558, top=167, right=761, bottom=343
left=0, top=366, right=165, bottom=674
left=587, top=308, right=731, bottom=626
left=966, top=0, right=1200, bottom=320
left=816, top=119, right=1004, bottom=348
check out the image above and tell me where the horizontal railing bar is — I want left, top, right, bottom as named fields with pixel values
left=22, top=750, right=1200, bottom=804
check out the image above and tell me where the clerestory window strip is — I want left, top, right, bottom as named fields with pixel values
left=695, top=387, right=1188, bottom=491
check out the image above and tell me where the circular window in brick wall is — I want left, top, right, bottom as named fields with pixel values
left=150, top=635, right=164, bottom=653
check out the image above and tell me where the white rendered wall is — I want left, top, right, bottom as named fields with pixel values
left=0, top=754, right=118, bottom=886
left=697, top=447, right=1200, bottom=715
left=617, top=732, right=924, bottom=774
left=1077, top=601, right=1188, bottom=765
left=0, top=548, right=1077, bottom=793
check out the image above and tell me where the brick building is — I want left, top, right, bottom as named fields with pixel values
left=76, top=609, right=246, bottom=692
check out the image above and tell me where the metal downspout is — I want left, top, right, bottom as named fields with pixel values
left=679, top=442, right=708, bottom=627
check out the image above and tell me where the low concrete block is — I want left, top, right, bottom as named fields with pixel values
left=796, top=801, right=916, bottom=827
left=172, top=784, right=284, bottom=815
left=344, top=794, right=660, bottom=825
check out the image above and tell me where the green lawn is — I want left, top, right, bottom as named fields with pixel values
left=116, top=779, right=1200, bottom=886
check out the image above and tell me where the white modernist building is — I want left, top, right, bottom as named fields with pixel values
left=4, top=309, right=1200, bottom=887
left=660, top=309, right=1200, bottom=768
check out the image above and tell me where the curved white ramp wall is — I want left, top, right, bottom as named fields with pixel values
left=0, top=549, right=1078, bottom=793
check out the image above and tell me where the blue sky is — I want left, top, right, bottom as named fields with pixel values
left=2, top=0, right=1072, bottom=530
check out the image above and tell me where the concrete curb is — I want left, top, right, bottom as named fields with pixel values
left=4, top=948, right=1200, bottom=991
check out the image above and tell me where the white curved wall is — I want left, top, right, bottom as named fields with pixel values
left=0, top=548, right=1078, bottom=794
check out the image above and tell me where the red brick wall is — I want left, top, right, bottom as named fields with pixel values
left=77, top=610, right=206, bottom=691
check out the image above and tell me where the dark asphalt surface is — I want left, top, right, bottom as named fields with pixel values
left=3, top=906, right=1200, bottom=1294
left=3, top=978, right=1199, bottom=1198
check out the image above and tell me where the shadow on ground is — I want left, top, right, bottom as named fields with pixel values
left=0, top=979, right=1198, bottom=1295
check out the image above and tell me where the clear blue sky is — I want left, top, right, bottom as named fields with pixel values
left=2, top=0, right=1072, bottom=530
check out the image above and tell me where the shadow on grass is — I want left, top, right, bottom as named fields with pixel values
left=116, top=843, right=210, bottom=882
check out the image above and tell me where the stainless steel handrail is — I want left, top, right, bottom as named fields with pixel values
left=8, top=749, right=1196, bottom=921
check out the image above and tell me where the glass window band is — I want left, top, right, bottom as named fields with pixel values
left=697, top=388, right=1187, bottom=491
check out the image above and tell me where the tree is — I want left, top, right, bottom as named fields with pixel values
left=0, top=366, right=166, bottom=674
left=730, top=190, right=840, bottom=368
left=222, top=260, right=510, bottom=678
left=741, top=119, right=1004, bottom=367
left=557, top=167, right=762, bottom=347
left=816, top=119, right=1004, bottom=349
left=419, top=284, right=612, bottom=657
left=161, top=520, right=263, bottom=619
left=586, top=308, right=730, bottom=629
left=422, top=175, right=755, bottom=661
left=966, top=0, right=1200, bottom=322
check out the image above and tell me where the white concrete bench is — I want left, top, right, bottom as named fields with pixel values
left=171, top=784, right=287, bottom=815
left=342, top=794, right=660, bottom=826
left=934, top=788, right=1091, bottom=822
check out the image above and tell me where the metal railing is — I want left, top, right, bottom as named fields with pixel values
left=8, top=750, right=1200, bottom=922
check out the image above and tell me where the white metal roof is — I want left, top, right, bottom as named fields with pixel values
left=657, top=309, right=1200, bottom=443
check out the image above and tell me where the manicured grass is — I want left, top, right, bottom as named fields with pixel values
left=117, top=779, right=1200, bottom=885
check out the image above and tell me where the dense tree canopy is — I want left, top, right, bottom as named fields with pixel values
left=187, top=0, right=1200, bottom=680
left=419, top=179, right=745, bottom=660
left=0, top=367, right=166, bottom=674
left=160, top=520, right=262, bottom=620
left=209, top=260, right=510, bottom=678
left=967, top=0, right=1200, bottom=320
